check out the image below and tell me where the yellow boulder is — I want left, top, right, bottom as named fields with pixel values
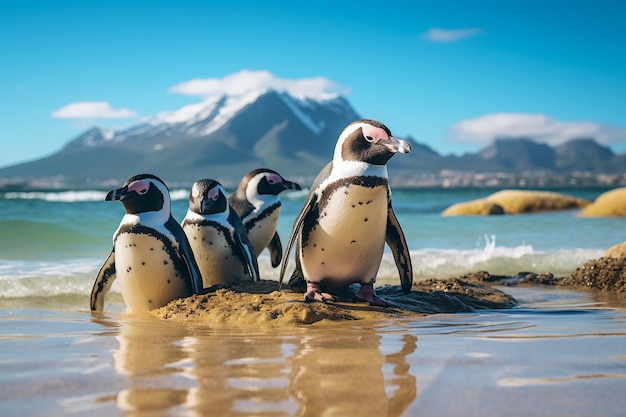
left=578, top=187, right=626, bottom=217
left=486, top=190, right=591, bottom=214
left=442, top=199, right=504, bottom=216
left=605, top=242, right=626, bottom=258
left=443, top=189, right=591, bottom=216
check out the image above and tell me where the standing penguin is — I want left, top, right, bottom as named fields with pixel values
left=182, top=179, right=260, bottom=289
left=229, top=168, right=301, bottom=267
left=279, top=119, right=413, bottom=306
left=90, top=174, right=203, bottom=312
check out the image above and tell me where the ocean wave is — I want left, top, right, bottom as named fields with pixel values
left=3, top=190, right=108, bottom=202
left=0, top=244, right=604, bottom=301
left=279, top=188, right=310, bottom=199
left=2, top=189, right=193, bottom=202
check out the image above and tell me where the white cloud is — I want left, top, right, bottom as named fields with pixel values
left=449, top=113, right=626, bottom=147
left=424, top=27, right=485, bottom=42
left=168, top=69, right=350, bottom=101
left=51, top=101, right=137, bottom=119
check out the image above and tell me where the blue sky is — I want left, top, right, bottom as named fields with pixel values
left=1, top=0, right=625, bottom=169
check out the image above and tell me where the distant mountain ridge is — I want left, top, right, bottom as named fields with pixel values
left=1, top=89, right=625, bottom=189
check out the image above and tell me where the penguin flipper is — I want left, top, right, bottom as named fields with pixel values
left=287, top=255, right=306, bottom=289
left=279, top=193, right=317, bottom=289
left=268, top=232, right=283, bottom=268
left=236, top=231, right=261, bottom=282
left=229, top=208, right=260, bottom=282
left=166, top=216, right=204, bottom=295
left=90, top=250, right=117, bottom=311
left=386, top=204, right=413, bottom=294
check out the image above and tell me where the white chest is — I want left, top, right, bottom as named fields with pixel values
left=114, top=232, right=191, bottom=311
left=300, top=184, right=388, bottom=286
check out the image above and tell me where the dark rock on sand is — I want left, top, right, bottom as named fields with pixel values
left=465, top=257, right=626, bottom=293
left=560, top=257, right=626, bottom=292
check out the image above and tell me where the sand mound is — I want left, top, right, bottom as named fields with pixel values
left=151, top=279, right=517, bottom=325
left=442, top=189, right=591, bottom=216
left=578, top=187, right=626, bottom=217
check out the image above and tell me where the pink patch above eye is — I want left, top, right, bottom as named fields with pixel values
left=267, top=174, right=282, bottom=184
left=128, top=180, right=149, bottom=195
left=361, top=125, right=387, bottom=142
left=208, top=187, right=220, bottom=201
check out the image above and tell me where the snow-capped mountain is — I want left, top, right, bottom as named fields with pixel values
left=2, top=88, right=362, bottom=186
left=66, top=88, right=356, bottom=151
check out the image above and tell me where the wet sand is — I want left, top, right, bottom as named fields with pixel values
left=2, top=257, right=626, bottom=416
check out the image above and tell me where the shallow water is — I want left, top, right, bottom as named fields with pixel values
left=1, top=287, right=625, bottom=417
left=2, top=187, right=626, bottom=415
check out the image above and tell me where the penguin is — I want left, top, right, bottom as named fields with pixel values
left=182, top=179, right=260, bottom=289
left=229, top=168, right=301, bottom=267
left=279, top=119, right=413, bottom=306
left=90, top=174, right=203, bottom=312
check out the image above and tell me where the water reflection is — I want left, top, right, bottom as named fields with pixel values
left=109, top=314, right=197, bottom=414
left=287, top=326, right=417, bottom=417
left=107, top=316, right=418, bottom=416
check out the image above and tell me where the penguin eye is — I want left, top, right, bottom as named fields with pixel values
left=365, top=136, right=376, bottom=143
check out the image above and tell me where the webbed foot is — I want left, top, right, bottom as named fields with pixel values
left=354, top=282, right=388, bottom=307
left=304, top=282, right=337, bottom=303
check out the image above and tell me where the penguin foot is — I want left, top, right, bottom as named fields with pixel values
left=354, top=283, right=388, bottom=307
left=304, top=282, right=337, bottom=303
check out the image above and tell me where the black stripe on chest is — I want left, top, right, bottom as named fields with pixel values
left=115, top=223, right=191, bottom=286
left=301, top=176, right=389, bottom=248
left=317, top=176, right=388, bottom=211
left=243, top=202, right=281, bottom=232
left=185, top=219, right=246, bottom=262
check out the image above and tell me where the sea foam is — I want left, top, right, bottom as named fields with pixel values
left=3, top=189, right=192, bottom=202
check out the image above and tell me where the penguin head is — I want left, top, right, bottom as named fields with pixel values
left=334, top=119, right=412, bottom=166
left=188, top=179, right=227, bottom=215
left=106, top=174, right=170, bottom=215
left=240, top=168, right=302, bottom=199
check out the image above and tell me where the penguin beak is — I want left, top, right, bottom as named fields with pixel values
left=283, top=180, right=302, bottom=191
left=382, top=136, right=412, bottom=154
left=105, top=186, right=128, bottom=201
left=199, top=196, right=209, bottom=213
left=200, top=194, right=214, bottom=213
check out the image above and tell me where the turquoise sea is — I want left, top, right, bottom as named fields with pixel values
left=1, top=186, right=625, bottom=416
